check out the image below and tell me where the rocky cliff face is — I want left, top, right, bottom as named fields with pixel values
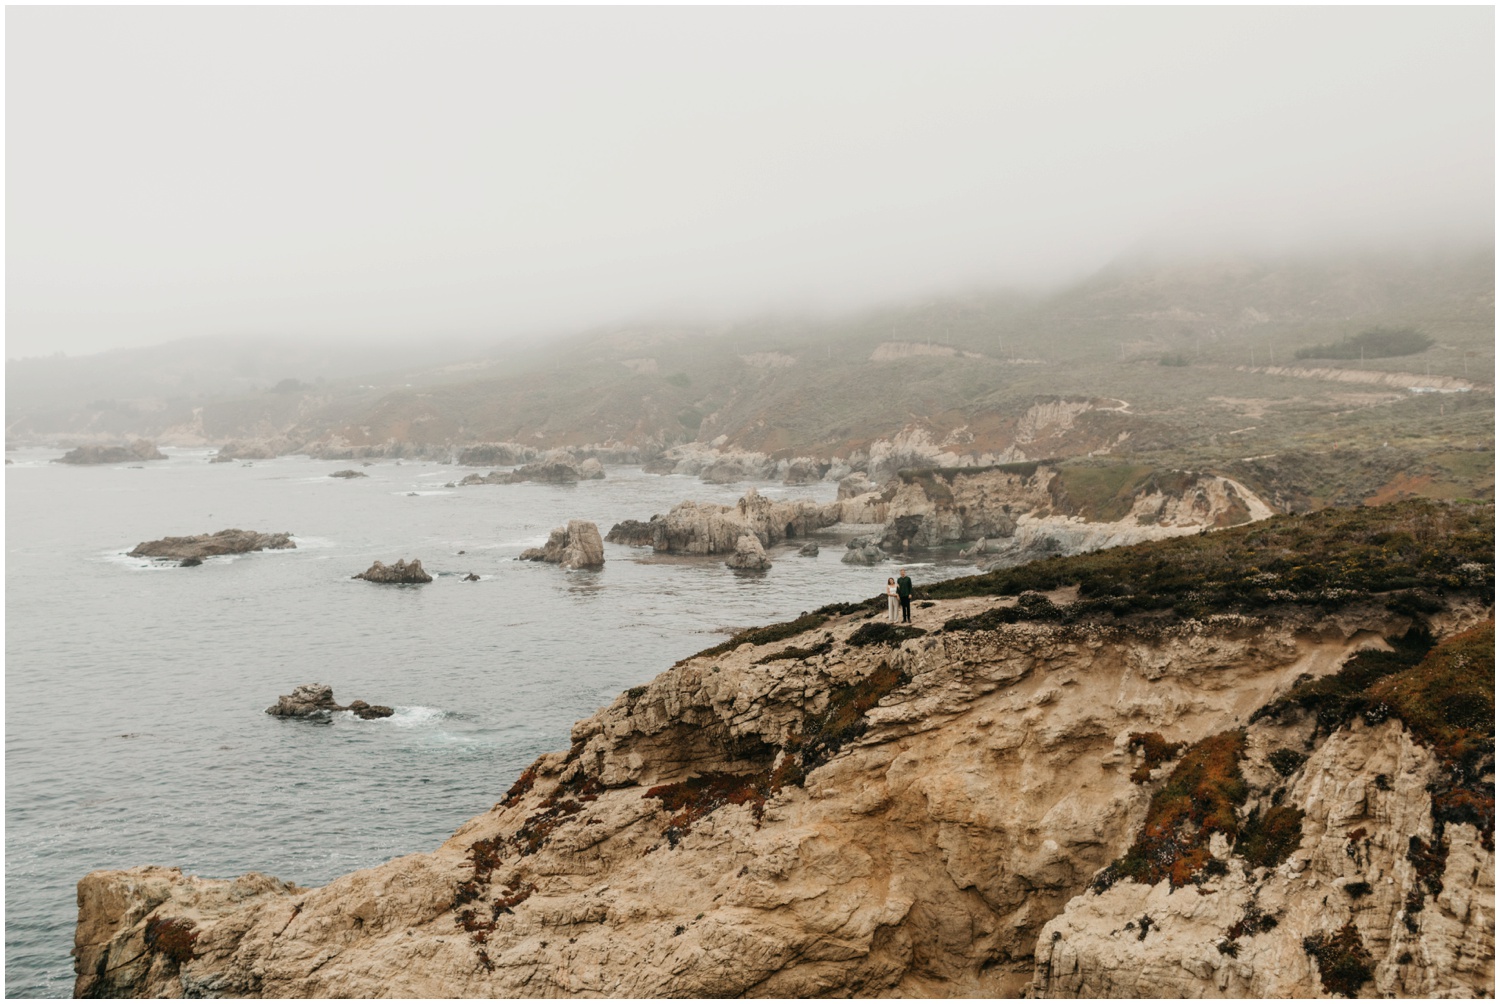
left=880, top=463, right=1274, bottom=566
left=616, top=487, right=867, bottom=556
left=73, top=503, right=1494, bottom=999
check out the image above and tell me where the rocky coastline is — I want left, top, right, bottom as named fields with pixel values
left=72, top=501, right=1495, bottom=998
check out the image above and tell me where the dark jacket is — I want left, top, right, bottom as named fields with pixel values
left=896, top=575, right=913, bottom=598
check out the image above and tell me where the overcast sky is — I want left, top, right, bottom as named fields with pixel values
left=6, top=6, right=1494, bottom=359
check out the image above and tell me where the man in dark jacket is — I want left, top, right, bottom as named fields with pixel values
left=896, top=569, right=914, bottom=623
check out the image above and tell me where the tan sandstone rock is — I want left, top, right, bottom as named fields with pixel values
left=72, top=593, right=1491, bottom=998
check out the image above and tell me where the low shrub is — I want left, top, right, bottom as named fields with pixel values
left=1267, top=748, right=1308, bottom=777
left=1127, top=732, right=1187, bottom=784
left=1303, top=922, right=1375, bottom=997
left=1106, top=730, right=1248, bottom=888
left=1237, top=805, right=1305, bottom=869
left=1296, top=326, right=1433, bottom=361
left=846, top=622, right=926, bottom=647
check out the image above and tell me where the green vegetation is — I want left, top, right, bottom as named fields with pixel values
left=1049, top=464, right=1156, bottom=522
left=1099, top=730, right=1248, bottom=889
left=1250, top=629, right=1435, bottom=735
left=1126, top=731, right=1187, bottom=783
left=1267, top=748, right=1308, bottom=777
left=1237, top=805, right=1306, bottom=869
left=690, top=611, right=833, bottom=661
left=1296, top=326, right=1433, bottom=361
left=1303, top=922, right=1375, bottom=998
left=845, top=622, right=927, bottom=647
left=925, top=500, right=1493, bottom=624
left=753, top=639, right=834, bottom=664
left=1370, top=621, right=1494, bottom=847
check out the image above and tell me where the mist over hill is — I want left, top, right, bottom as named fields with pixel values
left=7, top=244, right=1493, bottom=510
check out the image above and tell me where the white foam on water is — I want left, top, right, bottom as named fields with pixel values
left=383, top=706, right=450, bottom=728
left=98, top=550, right=243, bottom=570
left=288, top=535, right=338, bottom=550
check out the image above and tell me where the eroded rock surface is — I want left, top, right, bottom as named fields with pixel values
left=353, top=558, right=432, bottom=583
left=519, top=520, right=605, bottom=569
left=724, top=533, right=771, bottom=570
left=129, top=530, right=295, bottom=561
left=880, top=464, right=1273, bottom=565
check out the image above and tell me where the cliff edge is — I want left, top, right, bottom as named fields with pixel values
left=74, top=501, right=1494, bottom=998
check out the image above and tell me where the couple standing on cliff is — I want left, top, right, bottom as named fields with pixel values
left=885, top=569, right=913, bottom=623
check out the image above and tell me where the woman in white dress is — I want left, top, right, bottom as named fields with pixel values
left=886, top=577, right=899, bottom=622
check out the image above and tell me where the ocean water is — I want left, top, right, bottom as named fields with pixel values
left=4, top=449, right=968, bottom=997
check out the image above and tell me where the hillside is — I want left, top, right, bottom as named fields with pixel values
left=10, top=246, right=1493, bottom=508
left=73, top=500, right=1494, bottom=997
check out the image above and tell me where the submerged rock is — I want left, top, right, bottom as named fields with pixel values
left=129, top=529, right=295, bottom=561
left=519, top=520, right=605, bottom=569
left=329, top=469, right=368, bottom=479
left=179, top=557, right=203, bottom=568
left=462, top=572, right=480, bottom=582
left=265, top=684, right=393, bottom=721
left=724, top=533, right=771, bottom=570
left=353, top=558, right=432, bottom=583
left=56, top=440, right=166, bottom=465
left=798, top=542, right=820, bottom=557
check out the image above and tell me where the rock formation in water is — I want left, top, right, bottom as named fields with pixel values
left=212, top=440, right=287, bottom=463
left=613, top=488, right=866, bottom=557
left=724, top=533, right=771, bottom=570
left=457, top=442, right=537, bottom=467
left=352, top=558, right=432, bottom=583
left=128, top=530, right=296, bottom=561
left=798, top=542, right=820, bottom=557
left=841, top=535, right=889, bottom=565
left=265, top=684, right=394, bottom=721
left=457, top=456, right=605, bottom=486
left=56, top=440, right=167, bottom=465
left=73, top=501, right=1493, bottom=999
left=328, top=469, right=366, bottom=479
left=604, top=519, right=656, bottom=546
left=519, top=521, right=606, bottom=570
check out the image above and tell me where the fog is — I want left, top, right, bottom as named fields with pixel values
left=6, top=6, right=1493, bottom=360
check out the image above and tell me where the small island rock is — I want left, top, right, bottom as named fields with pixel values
left=798, top=542, right=820, bottom=557
left=520, top=520, right=605, bottom=569
left=57, top=440, right=167, bottom=465
left=130, top=529, right=295, bottom=561
left=353, top=558, right=432, bottom=583
left=329, top=469, right=368, bottom=479
left=841, top=536, right=888, bottom=565
left=266, top=684, right=393, bottom=721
